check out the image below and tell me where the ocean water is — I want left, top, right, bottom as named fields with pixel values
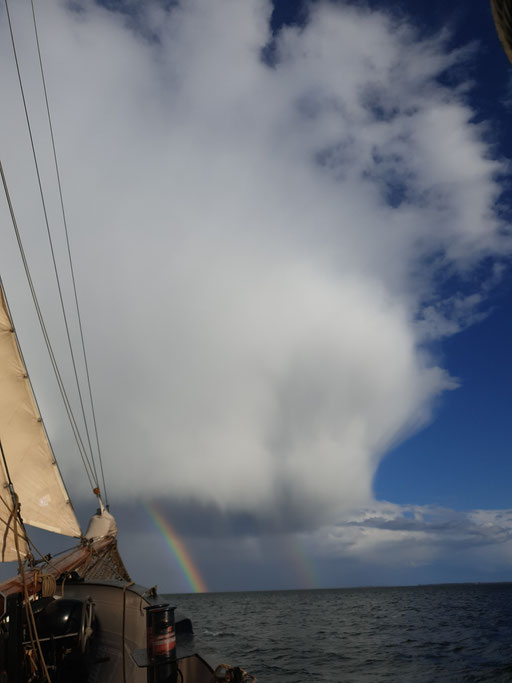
left=165, top=583, right=512, bottom=682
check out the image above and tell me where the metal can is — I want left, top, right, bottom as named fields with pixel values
left=145, top=604, right=177, bottom=683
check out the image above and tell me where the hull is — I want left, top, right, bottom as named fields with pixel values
left=0, top=578, right=217, bottom=683
left=62, top=580, right=215, bottom=683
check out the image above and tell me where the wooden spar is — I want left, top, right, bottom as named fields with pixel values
left=0, top=536, right=115, bottom=613
left=491, top=0, right=512, bottom=64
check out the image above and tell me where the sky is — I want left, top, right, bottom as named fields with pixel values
left=0, top=0, right=511, bottom=592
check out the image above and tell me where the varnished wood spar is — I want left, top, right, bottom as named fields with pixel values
left=491, top=0, right=512, bottom=64
left=0, top=536, right=115, bottom=612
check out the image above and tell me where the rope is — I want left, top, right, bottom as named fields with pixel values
left=33, top=571, right=57, bottom=598
left=58, top=541, right=93, bottom=597
left=0, top=486, right=17, bottom=562
left=30, top=0, right=109, bottom=504
left=80, top=542, right=129, bottom=582
left=3, top=0, right=99, bottom=486
left=212, top=664, right=257, bottom=682
left=2, top=0, right=99, bottom=491
left=24, top=533, right=66, bottom=575
left=11, top=495, right=52, bottom=683
left=139, top=586, right=158, bottom=615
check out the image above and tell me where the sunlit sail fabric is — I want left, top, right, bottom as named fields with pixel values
left=0, top=285, right=81, bottom=557
left=0, top=491, right=29, bottom=562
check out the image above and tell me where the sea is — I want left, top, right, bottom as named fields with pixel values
left=165, top=583, right=512, bottom=682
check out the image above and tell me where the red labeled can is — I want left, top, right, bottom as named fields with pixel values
left=145, top=604, right=177, bottom=663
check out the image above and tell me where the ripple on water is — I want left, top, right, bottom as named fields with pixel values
left=165, top=584, right=512, bottom=683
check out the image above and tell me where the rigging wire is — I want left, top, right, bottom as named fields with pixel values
left=0, top=446, right=51, bottom=681
left=12, top=499, right=52, bottom=683
left=30, top=0, right=109, bottom=505
left=0, top=275, right=90, bottom=508
left=0, top=161, right=96, bottom=491
left=3, top=0, right=100, bottom=492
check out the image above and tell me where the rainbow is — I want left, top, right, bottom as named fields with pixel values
left=284, top=534, right=320, bottom=590
left=145, top=503, right=208, bottom=593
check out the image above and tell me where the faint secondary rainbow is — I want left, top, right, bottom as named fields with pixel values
left=284, top=534, right=320, bottom=590
left=145, top=503, right=208, bottom=593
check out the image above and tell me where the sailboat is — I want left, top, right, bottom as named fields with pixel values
left=0, top=5, right=254, bottom=683
left=0, top=117, right=257, bottom=683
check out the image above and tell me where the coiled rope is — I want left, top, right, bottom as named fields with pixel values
left=213, top=663, right=257, bottom=682
left=33, top=571, right=57, bottom=598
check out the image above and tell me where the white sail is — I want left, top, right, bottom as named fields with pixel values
left=0, top=284, right=81, bottom=560
left=0, top=491, right=29, bottom=562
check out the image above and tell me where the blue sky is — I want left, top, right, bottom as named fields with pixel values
left=1, top=0, right=512, bottom=592
left=376, top=285, right=512, bottom=510
left=270, top=0, right=512, bottom=511
left=354, top=0, right=512, bottom=511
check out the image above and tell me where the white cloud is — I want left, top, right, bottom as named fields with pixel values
left=306, top=503, right=512, bottom=569
left=0, top=1, right=508, bottom=519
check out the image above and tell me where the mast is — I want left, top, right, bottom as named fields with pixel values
left=491, top=0, right=512, bottom=64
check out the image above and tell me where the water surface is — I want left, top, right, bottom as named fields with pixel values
left=166, top=583, right=512, bottom=681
